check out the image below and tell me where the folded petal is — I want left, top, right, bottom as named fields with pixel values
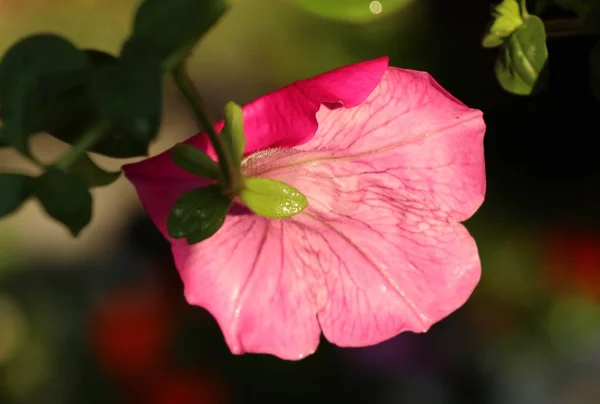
left=124, top=57, right=388, bottom=239
left=123, top=56, right=389, bottom=183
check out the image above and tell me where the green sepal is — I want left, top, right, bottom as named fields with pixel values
left=240, top=177, right=308, bottom=219
left=167, top=185, right=232, bottom=244
left=220, top=101, right=245, bottom=169
left=171, top=144, right=221, bottom=181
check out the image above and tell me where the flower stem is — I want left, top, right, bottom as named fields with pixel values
left=171, top=63, right=234, bottom=189
left=520, top=0, right=529, bottom=18
left=56, top=120, right=110, bottom=170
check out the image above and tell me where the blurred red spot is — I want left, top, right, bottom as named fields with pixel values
left=87, top=281, right=175, bottom=381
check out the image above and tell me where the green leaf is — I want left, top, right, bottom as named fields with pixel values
left=33, top=168, right=92, bottom=236
left=221, top=102, right=245, bottom=168
left=0, top=34, right=88, bottom=154
left=132, top=0, right=228, bottom=69
left=482, top=0, right=524, bottom=48
left=240, top=177, right=308, bottom=219
left=89, top=39, right=162, bottom=155
left=167, top=185, right=232, bottom=244
left=0, top=173, right=32, bottom=217
left=590, top=41, right=600, bottom=102
left=495, top=15, right=548, bottom=96
left=171, top=144, right=221, bottom=180
left=67, top=154, right=121, bottom=187
left=288, top=0, right=413, bottom=23
left=42, top=49, right=161, bottom=158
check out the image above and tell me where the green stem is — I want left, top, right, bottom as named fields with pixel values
left=520, top=0, right=529, bottom=18
left=56, top=120, right=110, bottom=170
left=171, top=62, right=234, bottom=188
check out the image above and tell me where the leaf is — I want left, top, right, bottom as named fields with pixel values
left=240, top=177, right=308, bottom=219
left=171, top=144, right=221, bottom=180
left=220, top=101, right=245, bottom=168
left=67, top=154, right=121, bottom=187
left=33, top=167, right=92, bottom=236
left=0, top=173, right=32, bottom=217
left=482, top=0, right=524, bottom=48
left=89, top=39, right=162, bottom=156
left=167, top=185, right=232, bottom=244
left=288, top=0, right=413, bottom=23
left=132, top=0, right=228, bottom=69
left=495, top=15, right=548, bottom=95
left=590, top=41, right=600, bottom=102
left=0, top=34, right=88, bottom=154
left=42, top=49, right=161, bottom=158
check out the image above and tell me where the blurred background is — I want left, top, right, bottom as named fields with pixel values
left=1, top=0, right=600, bottom=403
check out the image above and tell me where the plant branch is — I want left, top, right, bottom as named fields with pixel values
left=56, top=120, right=110, bottom=170
left=171, top=62, right=234, bottom=188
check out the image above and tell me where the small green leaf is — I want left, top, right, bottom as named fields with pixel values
left=67, top=154, right=121, bottom=187
left=33, top=168, right=92, bottom=236
left=495, top=15, right=548, bottom=95
left=221, top=101, right=245, bottom=168
left=0, top=173, right=32, bottom=217
left=132, top=0, right=228, bottom=69
left=167, top=185, right=232, bottom=244
left=0, top=34, right=88, bottom=154
left=240, top=177, right=308, bottom=219
left=89, top=39, right=162, bottom=155
left=482, top=0, right=524, bottom=48
left=171, top=144, right=221, bottom=180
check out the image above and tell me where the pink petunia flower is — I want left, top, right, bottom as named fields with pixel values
left=123, top=56, right=486, bottom=360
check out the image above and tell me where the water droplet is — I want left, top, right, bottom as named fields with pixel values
left=369, top=1, right=383, bottom=14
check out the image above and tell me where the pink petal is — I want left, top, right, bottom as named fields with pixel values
left=172, top=215, right=326, bottom=360
left=124, top=60, right=486, bottom=360
left=243, top=67, right=485, bottom=347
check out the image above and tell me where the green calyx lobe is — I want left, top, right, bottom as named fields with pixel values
left=239, top=177, right=308, bottom=219
left=167, top=102, right=309, bottom=244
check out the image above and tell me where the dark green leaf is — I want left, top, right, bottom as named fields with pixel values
left=42, top=49, right=161, bottom=158
left=0, top=34, right=88, bottom=154
left=167, top=185, right=231, bottom=244
left=240, top=177, right=308, bottom=219
left=33, top=167, right=92, bottom=236
left=495, top=15, right=548, bottom=95
left=171, top=144, right=221, bottom=180
left=89, top=39, right=162, bottom=156
left=67, top=154, right=121, bottom=187
left=221, top=101, right=245, bottom=168
left=0, top=173, right=32, bottom=217
left=590, top=41, right=600, bottom=102
left=132, top=0, right=228, bottom=69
